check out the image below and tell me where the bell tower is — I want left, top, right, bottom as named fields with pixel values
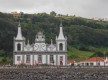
left=14, top=22, right=25, bottom=52
left=56, top=23, right=67, bottom=51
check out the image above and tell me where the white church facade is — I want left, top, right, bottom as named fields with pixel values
left=13, top=23, right=67, bottom=66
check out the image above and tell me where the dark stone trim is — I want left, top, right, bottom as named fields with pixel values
left=14, top=40, right=25, bottom=42
left=22, top=54, right=24, bottom=63
left=23, top=41, right=24, bottom=51
left=56, top=54, right=58, bottom=65
left=35, top=41, right=45, bottom=43
left=14, top=51, right=67, bottom=53
left=13, top=51, right=67, bottom=55
left=46, top=54, right=48, bottom=64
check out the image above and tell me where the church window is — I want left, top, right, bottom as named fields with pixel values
left=59, top=43, right=63, bottom=50
left=50, top=55, right=54, bottom=63
left=38, top=55, right=42, bottom=63
left=60, top=56, right=63, bottom=61
left=26, top=55, right=30, bottom=63
left=17, top=43, right=21, bottom=51
left=17, top=56, right=20, bottom=61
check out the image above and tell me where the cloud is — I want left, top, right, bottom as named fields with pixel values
left=0, top=0, right=107, bottom=18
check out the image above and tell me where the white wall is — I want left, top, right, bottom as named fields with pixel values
left=79, top=61, right=105, bottom=66
left=47, top=55, right=50, bottom=64
left=34, top=55, right=38, bottom=65
left=42, top=55, right=46, bottom=64
left=30, top=55, right=33, bottom=65
left=24, top=46, right=33, bottom=51
left=53, top=55, right=56, bottom=65
left=47, top=46, right=56, bottom=51
left=105, top=62, right=108, bottom=66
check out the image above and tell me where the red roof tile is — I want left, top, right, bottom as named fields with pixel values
left=81, top=57, right=104, bottom=62
left=67, top=59, right=75, bottom=64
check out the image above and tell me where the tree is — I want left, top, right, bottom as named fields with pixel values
left=90, top=51, right=104, bottom=58
left=104, top=52, right=108, bottom=57
left=0, top=50, right=5, bottom=57
left=1, top=57, right=7, bottom=63
left=50, top=11, right=56, bottom=16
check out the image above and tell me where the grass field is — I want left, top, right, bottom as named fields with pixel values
left=68, top=47, right=108, bottom=61
left=68, top=49, right=94, bottom=61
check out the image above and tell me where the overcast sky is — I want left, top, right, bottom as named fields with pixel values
left=0, top=0, right=108, bottom=18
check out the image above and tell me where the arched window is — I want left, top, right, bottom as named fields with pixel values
left=17, top=43, right=21, bottom=51
left=59, top=43, right=63, bottom=50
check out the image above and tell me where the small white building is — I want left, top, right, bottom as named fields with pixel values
left=13, top=23, right=67, bottom=66
left=79, top=57, right=108, bottom=66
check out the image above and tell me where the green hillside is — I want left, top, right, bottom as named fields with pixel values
left=68, top=49, right=94, bottom=61
left=68, top=47, right=108, bottom=61
left=0, top=12, right=108, bottom=63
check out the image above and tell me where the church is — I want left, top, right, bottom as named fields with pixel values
left=13, top=23, right=67, bottom=66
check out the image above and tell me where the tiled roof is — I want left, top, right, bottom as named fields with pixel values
left=81, top=57, right=104, bottom=62
left=67, top=59, right=75, bottom=64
